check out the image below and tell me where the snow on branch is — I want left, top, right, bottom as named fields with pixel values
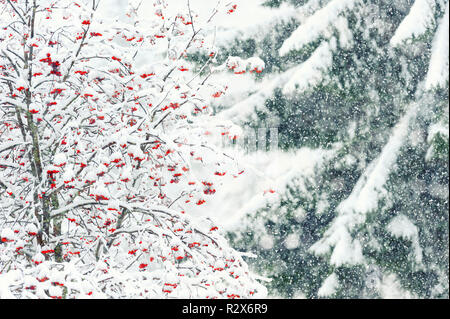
left=282, top=39, right=335, bottom=95
left=279, top=0, right=357, bottom=56
left=390, top=0, right=436, bottom=47
left=425, top=1, right=449, bottom=89
left=310, top=102, right=420, bottom=266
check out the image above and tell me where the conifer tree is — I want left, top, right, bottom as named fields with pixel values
left=208, top=0, right=449, bottom=298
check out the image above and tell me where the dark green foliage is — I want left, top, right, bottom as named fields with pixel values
left=228, top=179, right=335, bottom=298
left=212, top=0, right=449, bottom=298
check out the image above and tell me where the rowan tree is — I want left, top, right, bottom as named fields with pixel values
left=0, top=0, right=267, bottom=299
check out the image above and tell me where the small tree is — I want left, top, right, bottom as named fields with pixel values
left=0, top=0, right=266, bottom=299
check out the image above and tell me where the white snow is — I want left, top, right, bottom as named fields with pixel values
left=284, top=233, right=300, bottom=250
left=311, top=102, right=419, bottom=266
left=0, top=271, right=21, bottom=299
left=317, top=272, right=339, bottom=297
left=391, top=0, right=436, bottom=47
left=192, top=147, right=336, bottom=231
left=425, top=2, right=449, bottom=89
left=282, top=39, right=335, bottom=95
left=279, top=0, right=357, bottom=55
left=1, top=228, right=14, bottom=240
left=217, top=67, right=298, bottom=122
left=386, top=214, right=418, bottom=240
left=259, top=234, right=275, bottom=250
left=378, top=273, right=417, bottom=299
left=428, top=121, right=450, bottom=142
